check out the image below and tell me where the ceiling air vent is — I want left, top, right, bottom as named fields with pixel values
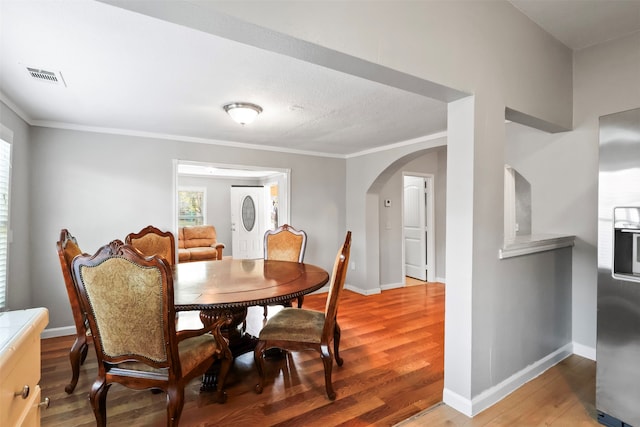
left=26, top=67, right=66, bottom=87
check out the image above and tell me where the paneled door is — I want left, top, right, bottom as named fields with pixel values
left=231, top=186, right=265, bottom=259
left=403, top=174, right=435, bottom=282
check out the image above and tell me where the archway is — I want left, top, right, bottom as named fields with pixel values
left=367, top=145, right=447, bottom=290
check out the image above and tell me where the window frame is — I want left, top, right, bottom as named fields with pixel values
left=0, top=124, right=13, bottom=311
left=177, top=186, right=207, bottom=227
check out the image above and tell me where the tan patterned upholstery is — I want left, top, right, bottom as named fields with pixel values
left=79, top=257, right=166, bottom=362
left=254, top=231, right=351, bottom=400
left=125, top=225, right=176, bottom=265
left=71, top=240, right=232, bottom=426
left=56, top=229, right=91, bottom=394
left=258, top=308, right=325, bottom=343
left=264, top=224, right=307, bottom=262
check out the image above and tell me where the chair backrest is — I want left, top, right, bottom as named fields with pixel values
left=56, top=229, right=87, bottom=334
left=71, top=240, right=179, bottom=372
left=125, top=225, right=176, bottom=265
left=264, top=224, right=307, bottom=263
left=323, top=231, right=352, bottom=339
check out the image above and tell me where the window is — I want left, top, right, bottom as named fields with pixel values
left=0, top=125, right=12, bottom=311
left=178, top=187, right=206, bottom=227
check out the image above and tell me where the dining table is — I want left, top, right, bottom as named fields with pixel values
left=172, top=258, right=330, bottom=390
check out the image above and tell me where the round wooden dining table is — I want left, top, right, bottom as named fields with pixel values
left=172, top=258, right=330, bottom=390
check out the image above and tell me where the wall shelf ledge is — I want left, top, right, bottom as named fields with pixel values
left=499, top=234, right=575, bottom=259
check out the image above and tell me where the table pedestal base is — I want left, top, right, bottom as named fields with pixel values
left=198, top=306, right=258, bottom=391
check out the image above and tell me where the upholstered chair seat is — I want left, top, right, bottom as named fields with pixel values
left=117, top=334, right=223, bottom=375
left=258, top=308, right=325, bottom=343
left=255, top=231, right=351, bottom=400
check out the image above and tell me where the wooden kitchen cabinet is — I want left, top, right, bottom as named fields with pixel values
left=0, top=308, right=49, bottom=427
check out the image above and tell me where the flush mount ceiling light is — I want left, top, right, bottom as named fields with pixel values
left=223, top=102, right=263, bottom=125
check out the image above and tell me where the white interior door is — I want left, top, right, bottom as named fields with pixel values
left=404, top=176, right=427, bottom=280
left=231, top=186, right=265, bottom=259
left=403, top=174, right=435, bottom=282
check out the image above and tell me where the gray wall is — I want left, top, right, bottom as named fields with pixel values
left=503, top=32, right=640, bottom=356
left=28, top=127, right=345, bottom=329
left=378, top=146, right=447, bottom=285
left=567, top=32, right=640, bottom=354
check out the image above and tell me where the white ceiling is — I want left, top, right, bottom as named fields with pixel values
left=1, top=0, right=638, bottom=157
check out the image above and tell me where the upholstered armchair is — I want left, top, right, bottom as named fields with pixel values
left=262, top=224, right=307, bottom=317
left=255, top=231, right=351, bottom=400
left=125, top=225, right=176, bottom=265
left=71, top=240, right=232, bottom=426
left=178, top=225, right=225, bottom=262
left=56, top=229, right=90, bottom=394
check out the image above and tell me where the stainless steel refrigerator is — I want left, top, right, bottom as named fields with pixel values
left=597, top=107, right=640, bottom=427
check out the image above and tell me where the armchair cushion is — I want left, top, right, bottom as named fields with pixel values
left=188, top=246, right=220, bottom=262
left=178, top=227, right=186, bottom=249
left=183, top=225, right=217, bottom=248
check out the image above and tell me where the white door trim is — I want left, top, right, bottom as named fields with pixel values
left=402, top=172, right=436, bottom=283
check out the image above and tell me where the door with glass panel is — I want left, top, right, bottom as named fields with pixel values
left=230, top=186, right=265, bottom=259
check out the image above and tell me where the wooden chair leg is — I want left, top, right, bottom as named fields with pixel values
left=296, top=295, right=304, bottom=308
left=89, top=379, right=110, bottom=427
left=80, top=339, right=89, bottom=364
left=65, top=334, right=87, bottom=394
left=263, top=305, right=268, bottom=318
left=320, top=344, right=336, bottom=400
left=167, top=386, right=185, bottom=427
left=215, top=351, right=232, bottom=403
left=254, top=340, right=267, bottom=394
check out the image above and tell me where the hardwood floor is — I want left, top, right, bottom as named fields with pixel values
left=40, top=283, right=445, bottom=426
left=398, top=355, right=599, bottom=427
left=40, top=282, right=600, bottom=426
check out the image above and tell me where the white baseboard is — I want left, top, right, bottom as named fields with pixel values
left=443, top=343, right=573, bottom=417
left=572, top=342, right=596, bottom=361
left=42, top=325, right=75, bottom=339
left=381, top=282, right=404, bottom=291
left=344, top=284, right=381, bottom=295
left=436, top=276, right=446, bottom=284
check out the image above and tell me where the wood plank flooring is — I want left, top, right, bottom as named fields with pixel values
left=40, top=281, right=600, bottom=426
left=40, top=282, right=445, bottom=426
left=398, top=355, right=599, bottom=427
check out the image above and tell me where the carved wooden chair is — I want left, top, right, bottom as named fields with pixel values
left=254, top=231, right=351, bottom=400
left=125, top=225, right=176, bottom=265
left=56, top=228, right=91, bottom=394
left=71, top=240, right=232, bottom=427
left=262, top=224, right=308, bottom=317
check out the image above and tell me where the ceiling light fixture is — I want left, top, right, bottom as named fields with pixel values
left=223, top=102, right=263, bottom=125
